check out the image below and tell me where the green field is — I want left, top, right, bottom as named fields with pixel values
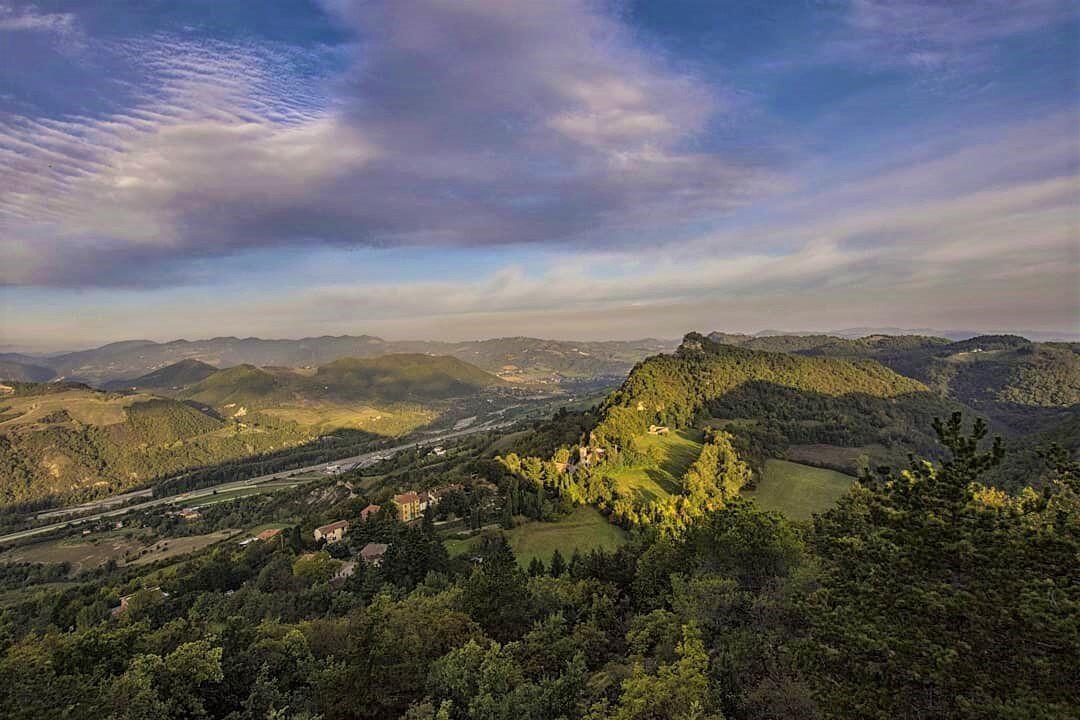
left=744, top=459, right=854, bottom=520
left=600, top=429, right=703, bottom=501
left=446, top=506, right=628, bottom=566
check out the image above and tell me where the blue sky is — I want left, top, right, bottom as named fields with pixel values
left=0, top=0, right=1077, bottom=349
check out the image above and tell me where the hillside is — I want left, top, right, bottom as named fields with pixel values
left=178, top=364, right=297, bottom=409
left=177, top=354, right=503, bottom=409
left=592, top=333, right=968, bottom=467
left=310, top=354, right=504, bottom=401
left=0, top=360, right=56, bottom=383
left=0, top=383, right=310, bottom=508
left=708, top=331, right=1080, bottom=433
left=20, top=335, right=676, bottom=385
left=102, top=359, right=218, bottom=392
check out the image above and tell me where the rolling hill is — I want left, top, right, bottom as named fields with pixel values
left=0, top=360, right=56, bottom=383
left=708, top=331, right=1080, bottom=433
left=18, top=335, right=676, bottom=385
left=0, top=354, right=507, bottom=509
left=591, top=332, right=971, bottom=470
left=101, top=359, right=218, bottom=392
left=0, top=382, right=308, bottom=509
left=176, top=354, right=504, bottom=409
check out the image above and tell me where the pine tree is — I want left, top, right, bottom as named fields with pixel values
left=549, top=549, right=566, bottom=577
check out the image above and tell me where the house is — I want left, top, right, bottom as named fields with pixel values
left=178, top=507, right=201, bottom=521
left=393, top=492, right=422, bottom=522
left=324, top=464, right=342, bottom=475
left=314, top=520, right=349, bottom=544
left=257, top=528, right=283, bottom=542
left=359, top=504, right=381, bottom=522
left=331, top=560, right=357, bottom=586
left=432, top=446, right=446, bottom=457
left=360, top=542, right=389, bottom=566
left=648, top=425, right=670, bottom=436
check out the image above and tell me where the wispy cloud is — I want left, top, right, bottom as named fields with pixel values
left=836, top=0, right=1076, bottom=73
left=0, top=0, right=781, bottom=286
left=0, top=2, right=76, bottom=35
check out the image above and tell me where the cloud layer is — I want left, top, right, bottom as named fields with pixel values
left=1, top=0, right=782, bottom=286
left=0, top=0, right=1076, bottom=346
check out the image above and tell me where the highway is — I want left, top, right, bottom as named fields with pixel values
left=0, top=420, right=513, bottom=545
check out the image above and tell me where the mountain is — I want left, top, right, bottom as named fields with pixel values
left=177, top=364, right=296, bottom=408
left=18, top=335, right=677, bottom=385
left=0, top=382, right=302, bottom=508
left=177, top=354, right=504, bottom=410
left=309, top=354, right=504, bottom=402
left=0, top=360, right=56, bottom=383
left=707, top=331, right=1079, bottom=433
left=591, top=332, right=971, bottom=468
left=0, top=354, right=506, bottom=509
left=102, top=359, right=218, bottom=392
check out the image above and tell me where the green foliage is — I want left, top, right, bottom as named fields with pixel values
left=804, top=413, right=1080, bottom=718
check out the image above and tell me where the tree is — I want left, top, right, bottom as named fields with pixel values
left=549, top=549, right=566, bottom=578
left=462, top=536, right=532, bottom=641
left=604, top=624, right=723, bottom=720
left=527, top=557, right=546, bottom=577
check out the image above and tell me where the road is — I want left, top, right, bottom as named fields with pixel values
left=0, top=420, right=514, bottom=545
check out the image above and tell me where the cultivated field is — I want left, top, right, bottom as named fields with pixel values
left=260, top=403, right=433, bottom=435
left=744, top=459, right=854, bottom=520
left=0, top=528, right=238, bottom=573
left=600, top=428, right=704, bottom=501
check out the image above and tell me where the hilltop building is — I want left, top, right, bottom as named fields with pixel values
left=314, top=520, right=349, bottom=544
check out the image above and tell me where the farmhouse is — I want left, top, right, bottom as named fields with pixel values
left=257, top=528, right=283, bottom=542
left=359, top=504, right=381, bottom=522
left=178, top=507, right=201, bottom=521
left=314, top=520, right=349, bottom=544
left=648, top=425, right=670, bottom=436
left=360, top=542, right=389, bottom=565
left=393, top=492, right=422, bottom=522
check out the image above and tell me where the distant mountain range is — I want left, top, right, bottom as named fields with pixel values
left=0, top=336, right=677, bottom=386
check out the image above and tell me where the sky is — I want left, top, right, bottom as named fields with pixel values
left=0, top=0, right=1078, bottom=350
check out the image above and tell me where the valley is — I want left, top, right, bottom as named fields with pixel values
left=1, top=331, right=1076, bottom=719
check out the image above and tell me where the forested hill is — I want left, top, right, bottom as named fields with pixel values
left=101, top=359, right=218, bottom=392
left=591, top=333, right=941, bottom=450
left=177, top=354, right=504, bottom=409
left=707, top=331, right=1080, bottom=433
left=0, top=383, right=303, bottom=509
left=22, top=336, right=676, bottom=385
left=0, top=360, right=56, bottom=383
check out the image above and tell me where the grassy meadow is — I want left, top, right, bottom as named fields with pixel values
left=744, top=459, right=854, bottom=520
left=600, top=428, right=704, bottom=501
left=446, top=506, right=628, bottom=567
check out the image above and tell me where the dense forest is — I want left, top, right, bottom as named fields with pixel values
left=0, top=414, right=1075, bottom=719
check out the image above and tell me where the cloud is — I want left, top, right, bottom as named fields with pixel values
left=0, top=0, right=781, bottom=286
left=834, top=0, right=1076, bottom=77
left=0, top=2, right=76, bottom=35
